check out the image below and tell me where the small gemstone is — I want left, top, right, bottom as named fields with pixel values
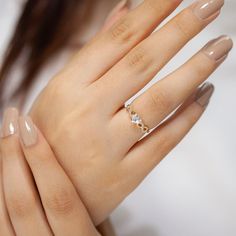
left=131, top=114, right=141, bottom=124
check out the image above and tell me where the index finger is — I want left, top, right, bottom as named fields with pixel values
left=59, top=0, right=183, bottom=85
left=18, top=116, right=99, bottom=236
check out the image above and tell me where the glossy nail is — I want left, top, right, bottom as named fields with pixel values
left=202, top=35, right=233, bottom=62
left=19, top=116, right=38, bottom=147
left=193, top=0, right=224, bottom=20
left=195, top=82, right=215, bottom=108
left=1, top=108, right=19, bottom=138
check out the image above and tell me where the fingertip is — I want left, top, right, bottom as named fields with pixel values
left=1, top=107, right=19, bottom=138
left=18, top=116, right=38, bottom=148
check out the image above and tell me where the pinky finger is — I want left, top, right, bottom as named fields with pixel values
left=124, top=82, right=214, bottom=182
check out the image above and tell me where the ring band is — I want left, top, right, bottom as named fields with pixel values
left=126, top=104, right=150, bottom=134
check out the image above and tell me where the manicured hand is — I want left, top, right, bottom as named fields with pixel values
left=0, top=108, right=100, bottom=236
left=29, top=0, right=232, bottom=225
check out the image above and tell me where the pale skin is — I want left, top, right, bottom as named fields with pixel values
left=0, top=0, right=233, bottom=234
left=0, top=113, right=101, bottom=235
left=0, top=2, right=126, bottom=235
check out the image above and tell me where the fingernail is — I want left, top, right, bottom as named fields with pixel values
left=195, top=82, right=215, bottom=108
left=106, top=0, right=129, bottom=21
left=114, top=0, right=130, bottom=11
left=19, top=116, right=38, bottom=147
left=193, top=0, right=224, bottom=20
left=106, top=0, right=130, bottom=21
left=1, top=108, right=19, bottom=138
left=202, top=35, right=233, bottom=62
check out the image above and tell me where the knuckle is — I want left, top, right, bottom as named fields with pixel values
left=46, top=78, right=70, bottom=105
left=126, top=47, right=153, bottom=71
left=144, top=0, right=179, bottom=18
left=173, top=8, right=201, bottom=39
left=44, top=186, right=76, bottom=216
left=148, top=87, right=172, bottom=113
left=109, top=19, right=134, bottom=44
left=7, top=193, right=36, bottom=218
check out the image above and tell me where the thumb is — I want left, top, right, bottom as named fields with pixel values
left=102, top=0, right=131, bottom=32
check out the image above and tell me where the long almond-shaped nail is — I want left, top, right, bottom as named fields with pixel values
left=1, top=108, right=19, bottom=138
left=19, top=116, right=38, bottom=147
left=193, top=0, right=224, bottom=20
left=195, top=82, right=215, bottom=108
left=202, top=35, right=233, bottom=61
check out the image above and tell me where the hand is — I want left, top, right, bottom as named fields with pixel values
left=0, top=108, right=100, bottom=236
left=29, top=0, right=232, bottom=225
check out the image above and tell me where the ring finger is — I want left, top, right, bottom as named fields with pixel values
left=18, top=116, right=99, bottom=236
left=111, top=35, right=233, bottom=150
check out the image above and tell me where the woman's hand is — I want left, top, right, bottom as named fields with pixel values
left=29, top=0, right=232, bottom=225
left=0, top=108, right=100, bottom=236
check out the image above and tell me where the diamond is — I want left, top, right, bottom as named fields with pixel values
left=126, top=104, right=150, bottom=134
left=131, top=113, right=142, bottom=124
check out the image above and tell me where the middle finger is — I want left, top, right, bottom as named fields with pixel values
left=111, top=35, right=233, bottom=150
left=94, top=0, right=224, bottom=113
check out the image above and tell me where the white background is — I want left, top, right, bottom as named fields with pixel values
left=0, top=1, right=235, bottom=235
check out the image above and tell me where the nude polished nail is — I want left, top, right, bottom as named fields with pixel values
left=1, top=108, right=19, bottom=138
left=195, top=82, right=215, bottom=108
left=193, top=0, right=224, bottom=20
left=19, top=116, right=38, bottom=147
left=202, top=35, right=233, bottom=61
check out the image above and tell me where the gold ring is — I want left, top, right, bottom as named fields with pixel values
left=126, top=104, right=150, bottom=134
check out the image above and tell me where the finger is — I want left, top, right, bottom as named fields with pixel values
left=123, top=83, right=214, bottom=185
left=18, top=116, right=99, bottom=236
left=96, top=0, right=224, bottom=112
left=0, top=108, right=52, bottom=236
left=97, top=218, right=116, bottom=236
left=59, top=0, right=183, bottom=86
left=0, top=155, right=15, bottom=236
left=102, top=0, right=131, bottom=32
left=111, top=36, right=232, bottom=151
